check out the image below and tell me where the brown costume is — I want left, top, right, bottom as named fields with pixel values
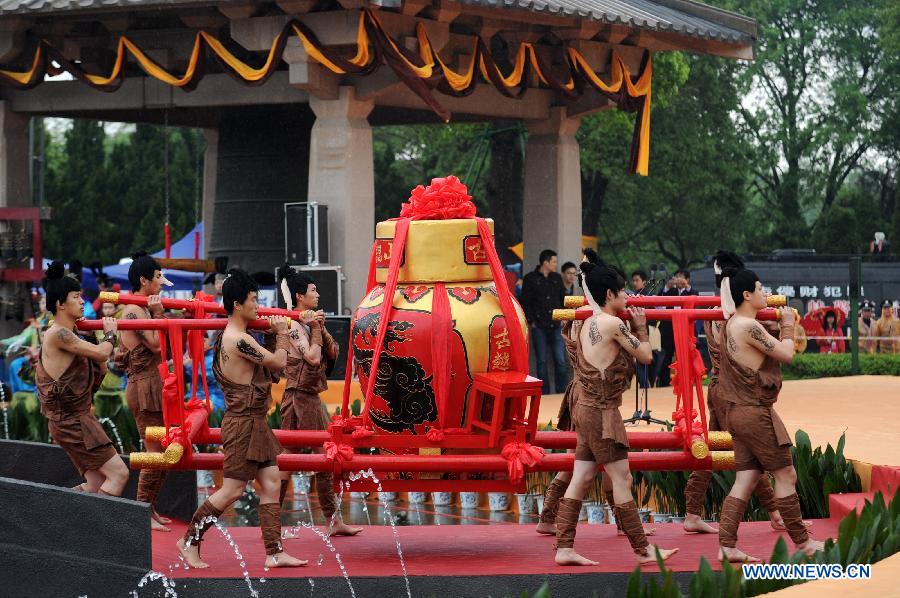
left=555, top=320, right=579, bottom=432
left=279, top=325, right=339, bottom=519
left=36, top=351, right=116, bottom=475
left=569, top=320, right=634, bottom=465
left=684, top=321, right=777, bottom=517
left=214, top=337, right=283, bottom=481
left=539, top=321, right=578, bottom=526
left=716, top=318, right=809, bottom=548
left=117, top=342, right=168, bottom=508
left=719, top=320, right=793, bottom=473
left=557, top=319, right=649, bottom=555
left=184, top=333, right=289, bottom=556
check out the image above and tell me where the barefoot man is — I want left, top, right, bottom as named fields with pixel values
left=537, top=253, right=654, bottom=540
left=36, top=261, right=129, bottom=496
left=178, top=269, right=305, bottom=569
left=276, top=265, right=361, bottom=537
left=118, top=251, right=174, bottom=531
left=716, top=268, right=824, bottom=562
left=683, top=251, right=804, bottom=534
left=554, top=262, right=678, bottom=566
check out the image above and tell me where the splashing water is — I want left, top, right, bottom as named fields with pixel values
left=347, top=469, right=411, bottom=598
left=1, top=404, right=8, bottom=440
left=308, top=577, right=315, bottom=597
left=181, top=514, right=259, bottom=598
left=97, top=417, right=124, bottom=454
left=130, top=570, right=179, bottom=597
left=280, top=521, right=355, bottom=597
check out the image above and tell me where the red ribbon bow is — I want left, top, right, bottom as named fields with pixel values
left=161, top=421, right=192, bottom=449
left=426, top=428, right=445, bottom=442
left=500, top=442, right=545, bottom=483
left=323, top=441, right=354, bottom=465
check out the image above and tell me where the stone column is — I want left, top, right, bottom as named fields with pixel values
left=201, top=128, right=218, bottom=258
left=0, top=101, right=31, bottom=338
left=522, top=107, right=582, bottom=270
left=308, top=86, right=374, bottom=311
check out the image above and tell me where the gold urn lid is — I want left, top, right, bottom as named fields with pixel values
left=374, top=218, right=495, bottom=284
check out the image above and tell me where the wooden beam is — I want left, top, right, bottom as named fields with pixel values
left=564, top=89, right=613, bottom=119
left=276, top=0, right=318, bottom=14
left=283, top=41, right=340, bottom=99
left=230, top=10, right=361, bottom=51
left=376, top=83, right=552, bottom=120
left=352, top=68, right=406, bottom=100
left=218, top=3, right=258, bottom=20
left=401, top=0, right=430, bottom=17
left=2, top=72, right=310, bottom=114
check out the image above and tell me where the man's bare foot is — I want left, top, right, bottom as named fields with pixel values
left=637, top=545, right=679, bottom=564
left=797, top=539, right=825, bottom=556
left=555, top=547, right=599, bottom=566
left=718, top=546, right=760, bottom=563
left=153, top=511, right=172, bottom=525
left=535, top=522, right=557, bottom=535
left=328, top=521, right=363, bottom=537
left=684, top=514, right=717, bottom=534
left=151, top=517, right=172, bottom=532
left=265, top=551, right=308, bottom=568
left=176, top=538, right=209, bottom=569
left=71, top=483, right=86, bottom=492
left=770, top=514, right=814, bottom=530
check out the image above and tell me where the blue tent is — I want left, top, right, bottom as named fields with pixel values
left=63, top=223, right=205, bottom=292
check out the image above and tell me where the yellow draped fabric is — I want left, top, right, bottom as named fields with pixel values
left=0, top=9, right=653, bottom=175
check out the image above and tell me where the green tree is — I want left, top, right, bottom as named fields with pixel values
left=734, top=0, right=898, bottom=249
left=44, top=119, right=109, bottom=261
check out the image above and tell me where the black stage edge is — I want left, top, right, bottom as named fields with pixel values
left=161, top=572, right=692, bottom=597
left=0, top=477, right=152, bottom=597
left=0, top=438, right=197, bottom=521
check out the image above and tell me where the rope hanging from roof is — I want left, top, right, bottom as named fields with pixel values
left=0, top=8, right=653, bottom=175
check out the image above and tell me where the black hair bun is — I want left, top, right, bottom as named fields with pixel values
left=720, top=266, right=742, bottom=278
left=45, top=260, right=66, bottom=280
left=277, top=262, right=293, bottom=283
left=131, top=250, right=149, bottom=260
left=580, top=261, right=596, bottom=274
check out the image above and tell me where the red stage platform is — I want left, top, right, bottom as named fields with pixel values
left=152, top=518, right=841, bottom=596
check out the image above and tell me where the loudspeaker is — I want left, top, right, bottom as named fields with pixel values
left=275, top=264, right=343, bottom=315
left=285, top=202, right=329, bottom=266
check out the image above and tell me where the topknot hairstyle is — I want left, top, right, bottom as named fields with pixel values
left=43, top=260, right=81, bottom=315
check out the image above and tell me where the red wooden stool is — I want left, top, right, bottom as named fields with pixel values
left=465, top=371, right=543, bottom=447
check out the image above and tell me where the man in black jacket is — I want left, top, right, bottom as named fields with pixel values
left=521, top=249, right=567, bottom=394
left=654, top=269, right=698, bottom=386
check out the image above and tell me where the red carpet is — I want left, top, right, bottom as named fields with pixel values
left=156, top=518, right=840, bottom=580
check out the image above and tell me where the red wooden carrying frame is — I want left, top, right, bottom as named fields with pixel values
left=76, top=292, right=748, bottom=492
left=0, top=207, right=43, bottom=282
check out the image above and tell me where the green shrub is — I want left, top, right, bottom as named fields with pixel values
left=782, top=353, right=900, bottom=379
left=621, top=490, right=900, bottom=598
left=792, top=431, right=861, bottom=518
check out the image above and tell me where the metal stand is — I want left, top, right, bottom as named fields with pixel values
left=623, top=364, right=670, bottom=426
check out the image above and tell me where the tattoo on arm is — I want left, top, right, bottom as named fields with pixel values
left=125, top=312, right=146, bottom=339
left=727, top=334, right=738, bottom=354
left=289, top=329, right=300, bottom=341
left=589, top=320, right=602, bottom=345
left=748, top=324, right=776, bottom=352
left=618, top=323, right=640, bottom=350
left=237, top=338, right=264, bottom=362
left=56, top=329, right=76, bottom=344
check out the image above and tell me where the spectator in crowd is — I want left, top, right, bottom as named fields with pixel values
left=870, top=232, right=890, bottom=261
left=875, top=299, right=899, bottom=354
left=561, top=262, right=578, bottom=297
left=858, top=300, right=877, bottom=354
left=818, top=309, right=846, bottom=354
left=630, top=270, right=648, bottom=296
left=654, top=269, right=698, bottom=386
left=521, top=249, right=567, bottom=394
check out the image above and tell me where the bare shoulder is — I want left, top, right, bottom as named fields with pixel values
left=51, top=326, right=77, bottom=347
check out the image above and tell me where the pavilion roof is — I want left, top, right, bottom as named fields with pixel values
left=0, top=0, right=754, bottom=46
